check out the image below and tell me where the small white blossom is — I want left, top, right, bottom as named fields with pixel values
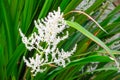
left=23, top=54, right=47, bottom=76
left=19, top=7, right=77, bottom=76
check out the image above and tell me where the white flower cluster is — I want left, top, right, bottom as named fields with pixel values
left=23, top=54, right=47, bottom=76
left=19, top=7, right=77, bottom=76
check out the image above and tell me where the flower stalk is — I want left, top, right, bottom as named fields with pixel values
left=19, top=7, right=77, bottom=76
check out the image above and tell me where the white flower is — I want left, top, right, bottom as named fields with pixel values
left=53, top=44, right=77, bottom=67
left=23, top=54, right=46, bottom=76
left=19, top=7, right=77, bottom=76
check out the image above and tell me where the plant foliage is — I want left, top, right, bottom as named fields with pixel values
left=0, top=0, right=120, bottom=80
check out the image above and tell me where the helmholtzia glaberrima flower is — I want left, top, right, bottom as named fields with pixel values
left=19, top=7, right=77, bottom=76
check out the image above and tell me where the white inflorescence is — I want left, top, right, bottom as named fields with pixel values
left=19, top=7, right=77, bottom=76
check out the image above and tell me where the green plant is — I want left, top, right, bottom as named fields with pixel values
left=0, top=0, right=120, bottom=80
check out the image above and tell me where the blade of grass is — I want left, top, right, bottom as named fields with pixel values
left=63, top=0, right=82, bottom=13
left=93, top=70, right=116, bottom=80
left=62, top=32, right=80, bottom=51
left=7, top=43, right=26, bottom=76
left=72, top=67, right=118, bottom=80
left=66, top=21, right=120, bottom=69
left=76, top=0, right=105, bottom=23
left=38, top=0, right=53, bottom=18
left=46, top=55, right=113, bottom=80
left=0, top=44, right=5, bottom=80
left=60, top=0, right=71, bottom=11
left=66, top=21, right=113, bottom=57
left=100, top=5, right=120, bottom=26
left=21, top=0, right=36, bottom=33
left=1, top=0, right=16, bottom=58
left=51, top=0, right=62, bottom=10
left=64, top=11, right=108, bottom=33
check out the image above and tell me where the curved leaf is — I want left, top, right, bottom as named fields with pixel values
left=66, top=21, right=114, bottom=58
left=46, top=55, right=113, bottom=80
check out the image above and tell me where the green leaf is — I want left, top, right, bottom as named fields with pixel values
left=66, top=21, right=114, bottom=58
left=60, top=0, right=71, bottom=11
left=1, top=0, right=16, bottom=58
left=64, top=0, right=82, bottom=13
left=38, top=0, right=53, bottom=18
left=67, top=55, right=113, bottom=67
left=76, top=0, right=105, bottom=23
left=101, top=5, right=120, bottom=26
left=0, top=44, right=6, bottom=80
left=46, top=55, right=113, bottom=80
left=7, top=43, right=26, bottom=77
left=72, top=67, right=118, bottom=80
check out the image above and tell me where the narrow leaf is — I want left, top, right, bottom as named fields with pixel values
left=7, top=43, right=25, bottom=76
left=66, top=21, right=114, bottom=58
left=46, top=55, right=113, bottom=80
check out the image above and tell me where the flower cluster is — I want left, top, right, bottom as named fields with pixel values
left=19, top=7, right=77, bottom=76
